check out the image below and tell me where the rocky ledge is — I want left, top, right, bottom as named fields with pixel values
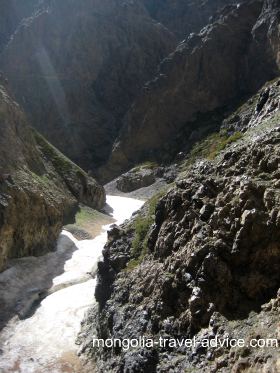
left=114, top=163, right=177, bottom=194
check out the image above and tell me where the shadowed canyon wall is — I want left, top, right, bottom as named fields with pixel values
left=104, top=0, right=280, bottom=180
left=0, top=0, right=247, bottom=176
left=0, top=82, right=105, bottom=271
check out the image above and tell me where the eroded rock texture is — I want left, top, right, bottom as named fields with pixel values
left=0, top=83, right=105, bottom=272
left=140, top=0, right=239, bottom=40
left=104, top=0, right=280, bottom=180
left=79, top=80, right=280, bottom=372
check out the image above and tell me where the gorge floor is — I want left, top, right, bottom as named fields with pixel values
left=0, top=196, right=144, bottom=373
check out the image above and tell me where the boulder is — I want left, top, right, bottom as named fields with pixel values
left=116, top=169, right=156, bottom=193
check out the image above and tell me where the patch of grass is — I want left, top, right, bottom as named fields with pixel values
left=132, top=216, right=152, bottom=259
left=65, top=205, right=113, bottom=239
left=131, top=190, right=165, bottom=260
left=181, top=130, right=243, bottom=170
left=32, top=128, right=85, bottom=177
left=75, top=206, right=98, bottom=225
left=133, top=161, right=158, bottom=172
left=208, top=131, right=243, bottom=159
left=75, top=205, right=112, bottom=226
left=29, top=171, right=51, bottom=187
left=125, top=258, right=142, bottom=271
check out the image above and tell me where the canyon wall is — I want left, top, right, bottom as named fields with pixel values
left=0, top=0, right=39, bottom=51
left=104, top=0, right=280, bottom=180
left=0, top=82, right=105, bottom=271
left=80, top=78, right=280, bottom=373
left=0, top=0, right=245, bottom=175
left=0, top=0, right=175, bottom=170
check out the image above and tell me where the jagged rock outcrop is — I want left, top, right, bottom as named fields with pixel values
left=104, top=0, right=280, bottom=180
left=223, top=78, right=280, bottom=131
left=0, top=0, right=176, bottom=170
left=79, top=80, right=280, bottom=372
left=0, top=83, right=105, bottom=272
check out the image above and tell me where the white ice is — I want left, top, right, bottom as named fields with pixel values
left=0, top=196, right=144, bottom=373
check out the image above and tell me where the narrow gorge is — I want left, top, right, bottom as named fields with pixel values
left=0, top=1, right=279, bottom=372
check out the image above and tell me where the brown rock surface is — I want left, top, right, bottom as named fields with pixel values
left=0, top=83, right=105, bottom=272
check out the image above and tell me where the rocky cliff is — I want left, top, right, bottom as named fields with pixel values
left=104, top=0, right=280, bottom=180
left=0, top=0, right=245, bottom=176
left=0, top=82, right=105, bottom=272
left=2, top=1, right=279, bottom=183
left=140, top=0, right=239, bottom=40
left=0, top=0, right=176, bottom=170
left=0, top=1, right=279, bottom=371
left=78, top=79, right=280, bottom=372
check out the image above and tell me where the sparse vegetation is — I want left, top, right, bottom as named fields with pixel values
left=29, top=171, right=51, bottom=187
left=32, top=128, right=85, bottom=177
left=75, top=206, right=98, bottom=225
left=125, top=258, right=142, bottom=271
left=131, top=215, right=152, bottom=259
left=208, top=131, right=243, bottom=159
left=65, top=205, right=113, bottom=239
left=181, top=130, right=243, bottom=170
left=133, top=161, right=158, bottom=172
left=130, top=190, right=165, bottom=263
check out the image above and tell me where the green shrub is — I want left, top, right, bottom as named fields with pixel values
left=125, top=258, right=142, bottom=272
left=131, top=191, right=165, bottom=260
left=132, top=216, right=152, bottom=258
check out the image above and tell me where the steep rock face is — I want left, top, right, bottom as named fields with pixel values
left=0, top=0, right=176, bottom=170
left=248, top=0, right=280, bottom=81
left=0, top=1, right=17, bottom=51
left=0, top=0, right=39, bottom=52
left=0, top=82, right=105, bottom=272
left=140, top=0, right=239, bottom=40
left=104, top=0, right=280, bottom=180
left=79, top=80, right=280, bottom=372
